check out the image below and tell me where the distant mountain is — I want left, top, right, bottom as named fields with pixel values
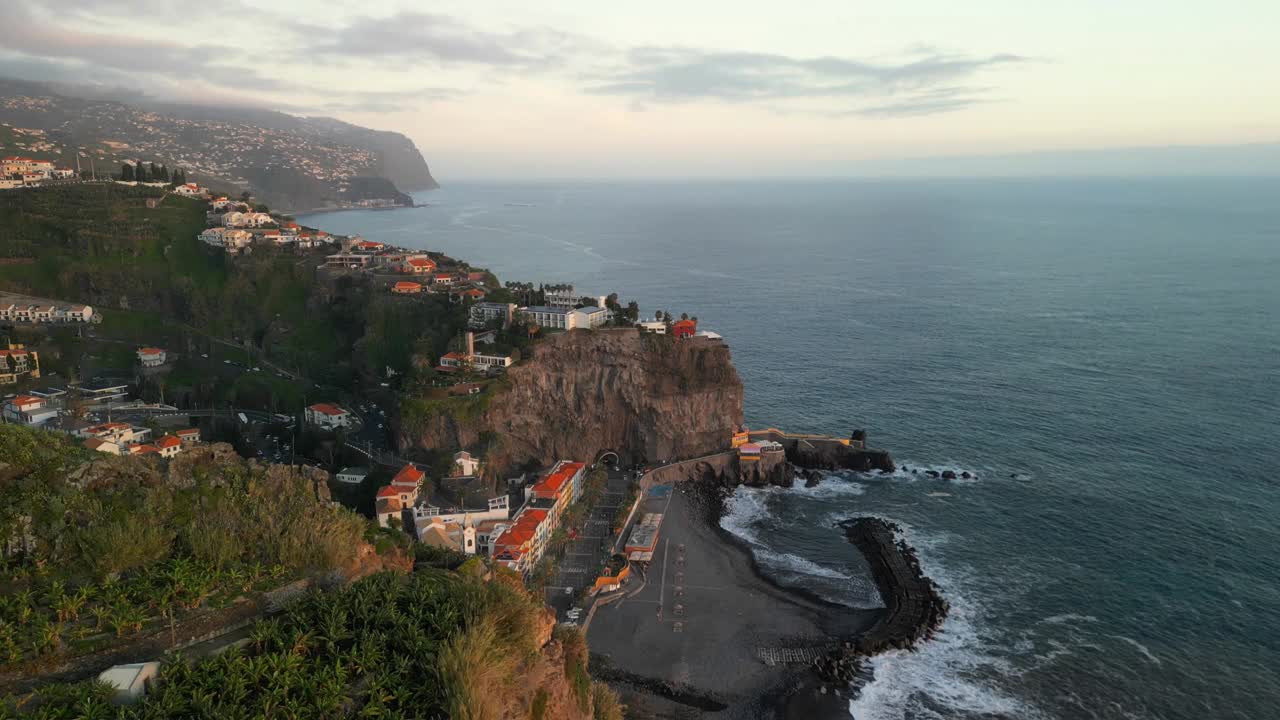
left=0, top=77, right=437, bottom=212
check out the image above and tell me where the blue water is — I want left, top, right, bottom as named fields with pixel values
left=302, top=178, right=1280, bottom=720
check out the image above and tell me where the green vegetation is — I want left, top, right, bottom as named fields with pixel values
left=0, top=424, right=365, bottom=671
left=12, top=569, right=552, bottom=719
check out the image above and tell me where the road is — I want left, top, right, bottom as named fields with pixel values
left=544, top=465, right=635, bottom=620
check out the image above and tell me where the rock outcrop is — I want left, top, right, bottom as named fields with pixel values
left=406, top=329, right=744, bottom=474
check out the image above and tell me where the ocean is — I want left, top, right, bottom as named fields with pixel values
left=301, top=178, right=1280, bottom=720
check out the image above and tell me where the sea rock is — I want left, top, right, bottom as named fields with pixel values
left=961, top=471, right=971, bottom=479
left=941, top=470, right=957, bottom=480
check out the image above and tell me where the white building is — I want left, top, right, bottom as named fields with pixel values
left=518, top=306, right=577, bottom=330
left=453, top=451, right=481, bottom=476
left=637, top=319, right=667, bottom=334
left=571, top=306, right=608, bottom=329
left=544, top=284, right=576, bottom=308
left=200, top=227, right=251, bottom=251
left=222, top=211, right=274, bottom=228
left=2, top=395, right=56, bottom=426
left=173, top=183, right=205, bottom=197
left=0, top=300, right=94, bottom=324
left=469, top=302, right=517, bottom=328
left=305, top=403, right=353, bottom=430
left=336, top=467, right=368, bottom=484
left=136, top=347, right=166, bottom=367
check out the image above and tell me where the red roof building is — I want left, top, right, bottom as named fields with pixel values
left=391, top=464, right=425, bottom=488
left=392, top=281, right=423, bottom=294
left=672, top=319, right=697, bottom=339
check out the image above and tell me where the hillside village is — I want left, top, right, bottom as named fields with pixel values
left=1, top=183, right=714, bottom=595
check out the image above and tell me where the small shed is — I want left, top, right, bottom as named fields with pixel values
left=98, top=661, right=161, bottom=704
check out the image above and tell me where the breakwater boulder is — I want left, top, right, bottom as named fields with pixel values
left=814, top=518, right=948, bottom=683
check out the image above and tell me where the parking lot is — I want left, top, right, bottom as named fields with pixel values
left=544, top=465, right=635, bottom=620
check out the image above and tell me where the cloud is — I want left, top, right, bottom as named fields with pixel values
left=319, top=87, right=466, bottom=114
left=585, top=47, right=1028, bottom=116
left=307, top=11, right=588, bottom=69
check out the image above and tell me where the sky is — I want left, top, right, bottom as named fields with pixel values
left=2, top=0, right=1278, bottom=179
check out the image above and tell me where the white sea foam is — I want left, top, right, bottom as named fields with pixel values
left=719, top=485, right=778, bottom=547
left=1110, top=635, right=1163, bottom=666
left=846, top=526, right=1043, bottom=720
left=1042, top=613, right=1100, bottom=625
left=754, top=549, right=851, bottom=581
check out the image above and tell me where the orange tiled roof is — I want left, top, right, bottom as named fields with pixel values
left=308, top=403, right=347, bottom=416
left=157, top=436, right=181, bottom=449
left=391, top=464, right=424, bottom=487
left=530, top=462, right=584, bottom=499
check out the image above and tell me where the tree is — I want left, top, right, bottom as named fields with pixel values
left=121, top=163, right=134, bottom=182
left=149, top=162, right=160, bottom=179
left=158, top=164, right=170, bottom=182
left=135, top=164, right=148, bottom=183
left=624, top=301, right=639, bottom=322
left=173, top=168, right=186, bottom=186
left=241, top=191, right=252, bottom=202
left=680, top=312, right=689, bottom=321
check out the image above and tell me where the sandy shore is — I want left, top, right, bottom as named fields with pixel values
left=587, top=482, right=880, bottom=718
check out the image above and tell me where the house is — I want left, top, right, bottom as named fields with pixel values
left=84, top=437, right=123, bottom=455
left=173, top=183, right=204, bottom=197
left=155, top=435, right=183, bottom=458
left=52, top=167, right=76, bottom=179
left=438, top=351, right=468, bottom=370
left=469, top=302, right=516, bottom=328
left=432, top=273, right=455, bottom=286
left=222, top=211, right=273, bottom=228
left=0, top=343, right=40, bottom=384
left=672, top=319, right=697, bottom=339
left=336, top=467, right=368, bottom=484
left=305, top=403, right=353, bottom=430
left=98, top=662, right=161, bottom=704
left=351, top=240, right=385, bottom=253
left=402, top=257, right=437, bottom=274
left=81, top=422, right=138, bottom=445
left=453, top=287, right=486, bottom=302
left=175, top=428, right=201, bottom=444
left=129, top=444, right=161, bottom=456
left=517, top=306, right=577, bottom=330
left=637, top=319, right=666, bottom=334
left=571, top=306, right=608, bottom=329
left=2, top=395, right=56, bottom=426
left=136, top=347, right=167, bottom=367
left=453, top=451, right=481, bottom=476
left=417, top=517, right=477, bottom=554
left=392, top=281, right=422, bottom=295
left=200, top=227, right=252, bottom=251
left=376, top=465, right=425, bottom=528
left=324, top=253, right=373, bottom=268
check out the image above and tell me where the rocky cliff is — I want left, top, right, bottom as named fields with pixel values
left=406, top=329, right=744, bottom=473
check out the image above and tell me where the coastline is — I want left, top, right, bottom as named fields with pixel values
left=586, top=480, right=879, bottom=719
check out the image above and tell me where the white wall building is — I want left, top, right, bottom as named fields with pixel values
left=518, top=306, right=577, bottom=330
left=305, top=403, right=354, bottom=430
left=572, top=306, right=608, bottom=329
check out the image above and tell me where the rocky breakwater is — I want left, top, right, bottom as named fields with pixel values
left=405, top=329, right=744, bottom=474
left=813, top=518, right=949, bottom=684
left=773, top=430, right=896, bottom=474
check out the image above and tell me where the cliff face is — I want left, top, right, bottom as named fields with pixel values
left=408, top=329, right=744, bottom=472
